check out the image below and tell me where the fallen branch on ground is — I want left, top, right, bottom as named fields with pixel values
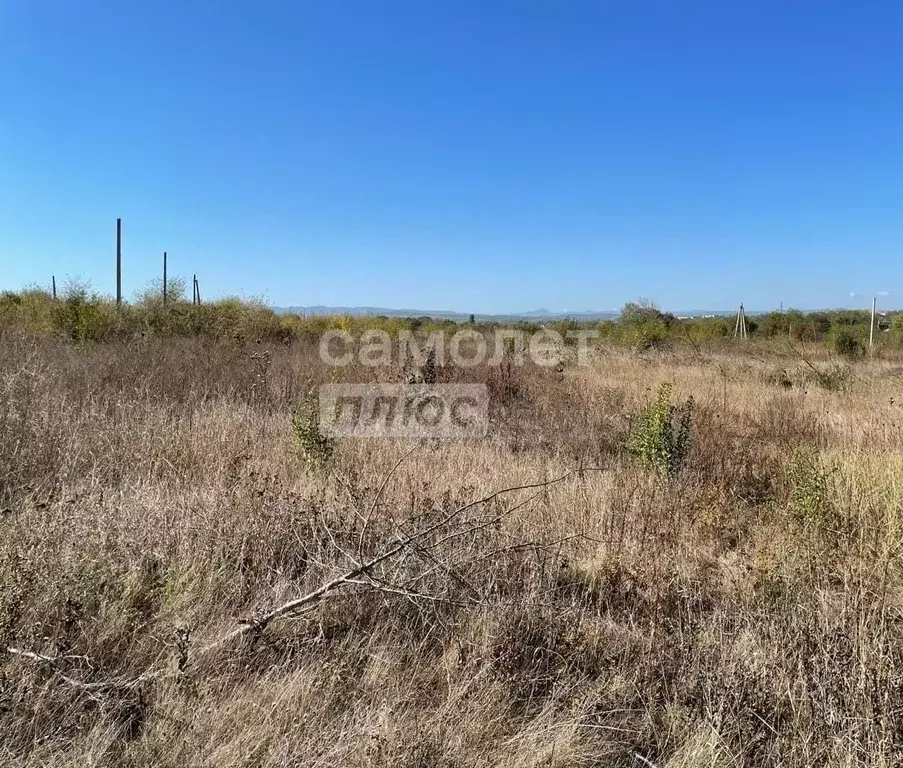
left=6, top=466, right=606, bottom=693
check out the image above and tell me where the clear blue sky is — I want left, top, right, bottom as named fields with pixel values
left=2, top=1, right=901, bottom=313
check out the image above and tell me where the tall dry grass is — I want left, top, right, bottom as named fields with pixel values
left=1, top=332, right=902, bottom=766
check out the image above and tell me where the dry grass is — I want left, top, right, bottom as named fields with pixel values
left=1, top=332, right=903, bottom=766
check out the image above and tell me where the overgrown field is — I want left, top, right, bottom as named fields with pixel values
left=1, top=331, right=902, bottom=766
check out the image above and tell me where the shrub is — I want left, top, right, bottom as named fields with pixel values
left=757, top=311, right=791, bottom=337
left=624, top=320, right=670, bottom=351
left=0, top=289, right=55, bottom=334
left=787, top=452, right=835, bottom=530
left=619, top=299, right=674, bottom=328
left=810, top=364, right=852, bottom=392
left=626, top=383, right=694, bottom=475
left=830, top=327, right=863, bottom=359
left=49, top=281, right=118, bottom=342
left=682, top=317, right=730, bottom=340
left=291, top=398, right=334, bottom=467
left=596, top=320, right=616, bottom=339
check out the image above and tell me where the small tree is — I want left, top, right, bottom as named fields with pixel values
left=619, top=298, right=673, bottom=327
left=619, top=299, right=674, bottom=350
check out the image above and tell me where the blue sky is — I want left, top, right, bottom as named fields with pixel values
left=2, top=1, right=901, bottom=313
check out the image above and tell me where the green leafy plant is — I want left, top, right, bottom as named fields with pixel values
left=787, top=452, right=835, bottom=530
left=291, top=397, right=334, bottom=467
left=626, top=383, right=693, bottom=475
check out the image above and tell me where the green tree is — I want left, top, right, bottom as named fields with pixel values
left=619, top=299, right=674, bottom=349
left=619, top=298, right=674, bottom=327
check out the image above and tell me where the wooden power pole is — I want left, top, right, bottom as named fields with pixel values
left=870, top=297, right=877, bottom=353
left=733, top=304, right=748, bottom=340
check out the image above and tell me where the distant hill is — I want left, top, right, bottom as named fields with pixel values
left=274, top=305, right=621, bottom=321
left=273, top=305, right=753, bottom=321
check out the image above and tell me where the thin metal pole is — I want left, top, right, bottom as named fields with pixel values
left=195, top=277, right=201, bottom=305
left=52, top=275, right=56, bottom=300
left=163, top=252, right=168, bottom=307
left=116, top=218, right=122, bottom=307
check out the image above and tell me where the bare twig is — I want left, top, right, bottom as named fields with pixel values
left=7, top=467, right=605, bottom=694
left=5, top=647, right=153, bottom=692
left=201, top=468, right=603, bottom=654
left=358, top=439, right=423, bottom=557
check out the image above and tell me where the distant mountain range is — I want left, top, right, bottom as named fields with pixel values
left=274, top=305, right=744, bottom=321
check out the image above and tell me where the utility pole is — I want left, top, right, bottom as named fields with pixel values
left=870, top=296, right=876, bottom=353
left=195, top=276, right=201, bottom=305
left=52, top=275, right=56, bottom=300
left=733, top=304, right=747, bottom=340
left=192, top=274, right=198, bottom=306
left=116, top=218, right=122, bottom=307
left=163, top=252, right=168, bottom=307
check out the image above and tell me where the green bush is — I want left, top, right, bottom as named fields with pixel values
left=787, top=452, right=836, bottom=530
left=49, top=282, right=119, bottom=342
left=626, top=321, right=670, bottom=350
left=596, top=320, right=617, bottom=339
left=830, top=327, right=863, bottom=359
left=0, top=289, right=56, bottom=334
left=682, top=317, right=730, bottom=340
left=626, top=383, right=694, bottom=476
left=291, top=398, right=334, bottom=467
left=619, top=299, right=674, bottom=328
left=617, top=301, right=675, bottom=350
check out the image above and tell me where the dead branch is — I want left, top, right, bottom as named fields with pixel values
left=5, top=647, right=153, bottom=692
left=6, top=466, right=606, bottom=694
